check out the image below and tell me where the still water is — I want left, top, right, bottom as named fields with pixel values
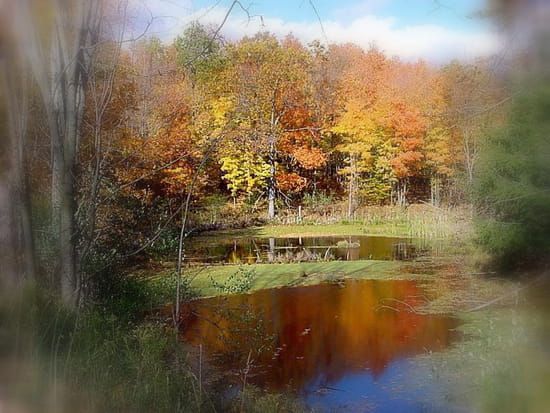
left=186, top=235, right=428, bottom=264
left=176, top=279, right=459, bottom=411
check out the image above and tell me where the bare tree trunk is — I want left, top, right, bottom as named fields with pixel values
left=347, top=154, right=357, bottom=219
left=51, top=2, right=101, bottom=305
left=0, top=176, right=19, bottom=288
left=268, top=137, right=276, bottom=220
left=394, top=179, right=408, bottom=207
left=430, top=176, right=441, bottom=207
left=347, top=177, right=354, bottom=219
left=463, top=127, right=475, bottom=183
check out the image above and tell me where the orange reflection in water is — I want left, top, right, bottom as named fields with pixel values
left=177, top=280, right=458, bottom=392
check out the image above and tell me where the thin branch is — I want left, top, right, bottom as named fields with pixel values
left=465, top=273, right=548, bottom=312
left=307, top=0, right=329, bottom=46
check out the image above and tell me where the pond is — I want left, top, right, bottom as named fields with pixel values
left=185, top=235, right=431, bottom=264
left=174, top=279, right=459, bottom=411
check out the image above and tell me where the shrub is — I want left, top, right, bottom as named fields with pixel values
left=210, top=266, right=256, bottom=294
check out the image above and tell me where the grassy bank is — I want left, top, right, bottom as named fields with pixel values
left=138, top=203, right=475, bottom=304
left=194, top=204, right=471, bottom=240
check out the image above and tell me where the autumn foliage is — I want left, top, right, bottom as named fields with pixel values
left=97, top=25, right=501, bottom=224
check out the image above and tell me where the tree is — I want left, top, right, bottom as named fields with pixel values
left=440, top=61, right=500, bottom=184
left=4, top=0, right=105, bottom=305
left=473, top=71, right=549, bottom=268
left=174, top=21, right=224, bottom=83
left=219, top=149, right=270, bottom=199
left=331, top=46, right=388, bottom=214
left=223, top=33, right=315, bottom=219
left=0, top=18, right=35, bottom=289
left=471, top=0, right=550, bottom=270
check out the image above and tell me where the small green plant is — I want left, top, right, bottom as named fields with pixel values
left=147, top=230, right=180, bottom=259
left=210, top=266, right=256, bottom=294
left=148, top=272, right=196, bottom=306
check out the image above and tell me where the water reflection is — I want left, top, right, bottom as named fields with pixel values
left=186, top=236, right=428, bottom=264
left=176, top=280, right=458, bottom=408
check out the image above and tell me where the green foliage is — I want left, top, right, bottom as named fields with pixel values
left=153, top=272, right=196, bottom=304
left=474, top=85, right=550, bottom=268
left=71, top=317, right=196, bottom=412
left=190, top=199, right=266, bottom=231
left=417, top=308, right=550, bottom=413
left=174, top=21, right=224, bottom=80
left=210, top=266, right=256, bottom=294
left=147, top=229, right=180, bottom=259
left=202, top=193, right=228, bottom=208
left=359, top=139, right=396, bottom=203
left=86, top=267, right=155, bottom=320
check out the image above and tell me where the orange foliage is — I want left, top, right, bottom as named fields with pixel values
left=291, top=146, right=327, bottom=170
left=386, top=101, right=427, bottom=178
left=104, top=28, right=496, bottom=211
left=276, top=172, right=307, bottom=193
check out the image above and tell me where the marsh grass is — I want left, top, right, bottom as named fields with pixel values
left=413, top=306, right=550, bottom=412
left=403, top=269, right=550, bottom=412
left=199, top=204, right=471, bottom=242
left=231, top=385, right=308, bottom=412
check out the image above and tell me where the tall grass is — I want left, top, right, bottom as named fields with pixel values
left=0, top=284, right=201, bottom=412
left=0, top=279, right=307, bottom=412
left=274, top=202, right=471, bottom=241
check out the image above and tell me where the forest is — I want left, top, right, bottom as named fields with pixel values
left=1, top=0, right=549, bottom=412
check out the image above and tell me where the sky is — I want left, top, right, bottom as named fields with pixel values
left=131, top=0, right=502, bottom=63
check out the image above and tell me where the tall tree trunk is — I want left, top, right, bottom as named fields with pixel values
left=267, top=137, right=276, bottom=220
left=0, top=42, right=36, bottom=288
left=347, top=177, right=354, bottom=219
left=347, top=154, right=357, bottom=219
left=430, top=176, right=441, bottom=207
left=0, top=176, right=18, bottom=288
left=49, top=5, right=95, bottom=305
left=14, top=0, right=103, bottom=305
left=463, top=127, right=475, bottom=183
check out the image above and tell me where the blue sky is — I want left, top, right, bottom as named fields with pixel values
left=205, top=0, right=488, bottom=31
left=134, top=0, right=500, bottom=62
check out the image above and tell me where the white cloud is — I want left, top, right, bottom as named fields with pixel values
left=139, top=3, right=502, bottom=63
left=333, top=0, right=391, bottom=17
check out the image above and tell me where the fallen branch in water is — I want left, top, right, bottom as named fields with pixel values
left=376, top=304, right=402, bottom=312
left=377, top=297, right=419, bottom=313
